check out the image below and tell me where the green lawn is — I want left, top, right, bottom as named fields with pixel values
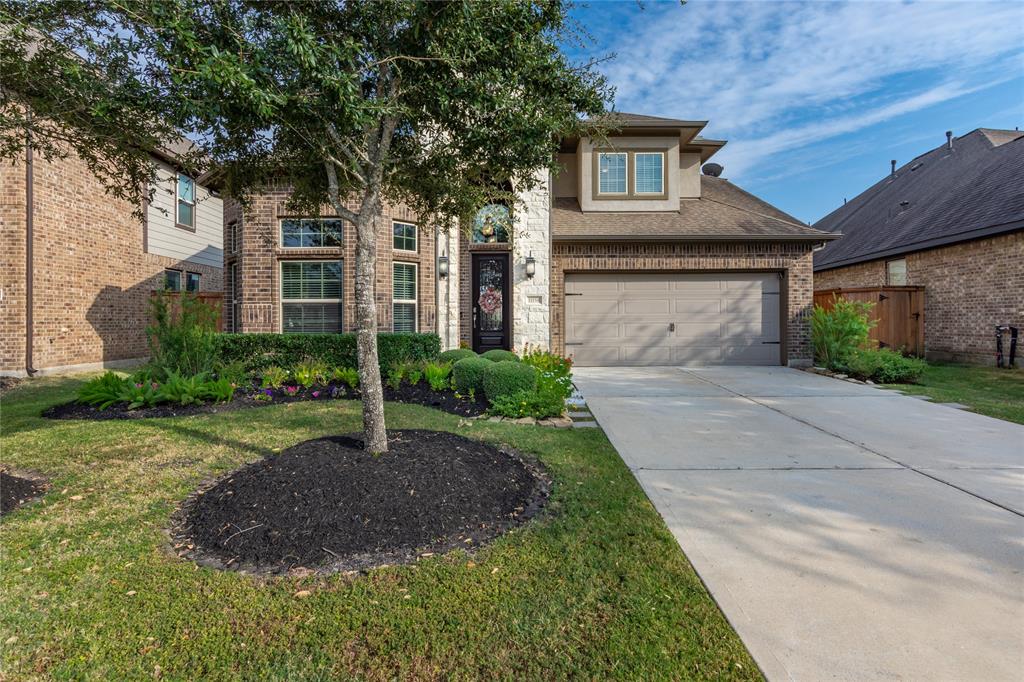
left=0, top=376, right=758, bottom=681
left=883, top=363, right=1024, bottom=425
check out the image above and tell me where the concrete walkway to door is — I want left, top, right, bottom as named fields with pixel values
left=573, top=366, right=1024, bottom=681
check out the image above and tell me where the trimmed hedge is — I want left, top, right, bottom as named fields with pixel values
left=481, top=349, right=519, bottom=363
left=215, top=333, right=440, bottom=374
left=482, top=361, right=537, bottom=401
left=438, top=348, right=478, bottom=364
left=452, top=357, right=492, bottom=395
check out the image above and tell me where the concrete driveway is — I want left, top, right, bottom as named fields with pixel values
left=573, top=366, right=1024, bottom=682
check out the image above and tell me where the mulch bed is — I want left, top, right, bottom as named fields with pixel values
left=170, top=430, right=549, bottom=575
left=42, top=382, right=489, bottom=421
left=1, top=471, right=48, bottom=516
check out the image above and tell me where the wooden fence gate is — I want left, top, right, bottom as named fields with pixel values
left=814, top=286, right=925, bottom=357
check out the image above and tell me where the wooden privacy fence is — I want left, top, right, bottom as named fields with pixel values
left=814, top=286, right=925, bottom=357
left=149, top=291, right=225, bottom=332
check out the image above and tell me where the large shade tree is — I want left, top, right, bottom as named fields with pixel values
left=0, top=0, right=611, bottom=451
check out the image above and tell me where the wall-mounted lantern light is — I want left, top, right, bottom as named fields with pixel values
left=525, top=252, right=536, bottom=279
left=438, top=254, right=449, bottom=279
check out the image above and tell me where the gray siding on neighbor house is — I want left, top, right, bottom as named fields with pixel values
left=146, top=162, right=223, bottom=268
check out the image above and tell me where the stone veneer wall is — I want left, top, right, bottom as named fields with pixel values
left=511, top=170, right=551, bottom=350
left=550, top=241, right=816, bottom=366
left=436, top=226, right=460, bottom=350
left=1, top=148, right=221, bottom=376
left=226, top=190, right=435, bottom=335
left=458, top=170, right=552, bottom=350
left=815, top=231, right=1024, bottom=363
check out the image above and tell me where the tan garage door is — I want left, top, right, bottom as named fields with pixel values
left=565, top=272, right=781, bottom=366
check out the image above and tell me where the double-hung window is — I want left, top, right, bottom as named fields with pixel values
left=280, top=218, right=343, bottom=248
left=598, top=152, right=627, bottom=194
left=176, top=174, right=195, bottom=229
left=281, top=261, right=343, bottom=333
left=392, top=263, right=417, bottom=333
left=634, top=152, right=664, bottom=194
left=185, top=272, right=201, bottom=293
left=393, top=221, right=417, bottom=252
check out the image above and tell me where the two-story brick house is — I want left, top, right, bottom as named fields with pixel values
left=228, top=113, right=836, bottom=367
left=0, top=142, right=224, bottom=376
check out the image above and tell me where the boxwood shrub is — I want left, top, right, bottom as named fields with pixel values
left=451, top=357, right=492, bottom=395
left=215, top=333, right=440, bottom=374
left=481, top=349, right=519, bottom=363
left=438, top=348, right=478, bottom=364
left=482, top=361, right=537, bottom=401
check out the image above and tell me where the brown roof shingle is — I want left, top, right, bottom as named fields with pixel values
left=551, top=176, right=836, bottom=241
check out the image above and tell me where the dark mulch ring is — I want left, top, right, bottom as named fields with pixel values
left=42, top=382, right=488, bottom=421
left=1, top=470, right=49, bottom=516
left=170, top=430, right=549, bottom=575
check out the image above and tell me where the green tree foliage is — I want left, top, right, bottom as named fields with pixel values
left=1, top=0, right=611, bottom=451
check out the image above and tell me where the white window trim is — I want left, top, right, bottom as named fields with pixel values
left=597, top=152, right=628, bottom=195
left=278, top=218, right=344, bottom=249
left=886, top=258, right=908, bottom=286
left=278, top=260, right=344, bottom=334
left=392, top=261, right=418, bottom=333
left=393, top=221, right=418, bottom=253
left=176, top=173, right=196, bottom=228
left=634, top=151, right=665, bottom=195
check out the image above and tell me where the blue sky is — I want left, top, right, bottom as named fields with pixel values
left=566, top=0, right=1024, bottom=223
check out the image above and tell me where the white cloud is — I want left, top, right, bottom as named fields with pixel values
left=595, top=0, right=1024, bottom=179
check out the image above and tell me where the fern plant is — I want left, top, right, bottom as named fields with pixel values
left=330, top=366, right=360, bottom=390
left=423, top=362, right=452, bottom=392
left=260, top=366, right=289, bottom=389
left=77, top=372, right=129, bottom=410
left=294, top=359, right=328, bottom=388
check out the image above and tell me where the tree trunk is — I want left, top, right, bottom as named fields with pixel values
left=353, top=213, right=388, bottom=453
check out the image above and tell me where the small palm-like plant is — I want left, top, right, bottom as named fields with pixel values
left=811, top=296, right=876, bottom=369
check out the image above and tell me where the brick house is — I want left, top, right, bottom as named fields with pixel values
left=229, top=113, right=835, bottom=367
left=0, top=143, right=223, bottom=376
left=813, top=128, right=1024, bottom=364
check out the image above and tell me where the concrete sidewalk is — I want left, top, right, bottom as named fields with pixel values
left=574, top=366, right=1024, bottom=681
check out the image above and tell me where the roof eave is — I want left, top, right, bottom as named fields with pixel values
left=814, top=220, right=1024, bottom=271
left=553, top=232, right=841, bottom=243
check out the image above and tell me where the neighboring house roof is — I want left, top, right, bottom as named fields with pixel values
left=551, top=175, right=836, bottom=241
left=814, top=128, right=1024, bottom=271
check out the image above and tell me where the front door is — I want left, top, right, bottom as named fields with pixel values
left=472, top=253, right=511, bottom=352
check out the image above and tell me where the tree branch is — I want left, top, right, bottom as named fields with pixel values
left=323, top=160, right=359, bottom=223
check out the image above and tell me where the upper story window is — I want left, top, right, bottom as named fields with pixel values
left=393, top=221, right=417, bottom=252
left=280, top=218, right=343, bottom=248
left=598, top=152, right=627, bottom=194
left=472, top=204, right=511, bottom=243
left=634, top=152, right=665, bottom=194
left=176, top=174, right=195, bottom=229
left=227, top=221, right=239, bottom=254
left=887, top=258, right=907, bottom=286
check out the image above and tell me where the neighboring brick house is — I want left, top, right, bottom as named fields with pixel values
left=232, top=113, right=835, bottom=367
left=0, top=143, right=223, bottom=377
left=814, top=128, right=1024, bottom=364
